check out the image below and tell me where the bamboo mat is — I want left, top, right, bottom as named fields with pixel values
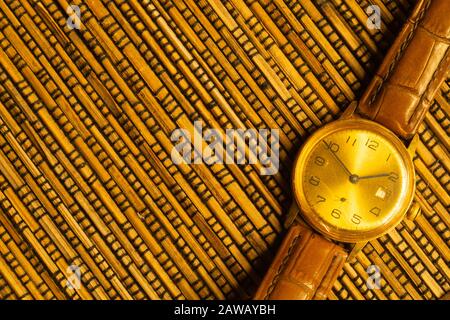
left=0, top=0, right=448, bottom=300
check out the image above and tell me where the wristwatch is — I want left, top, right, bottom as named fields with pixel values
left=254, top=0, right=450, bottom=300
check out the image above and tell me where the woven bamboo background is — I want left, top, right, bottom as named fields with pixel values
left=0, top=0, right=448, bottom=300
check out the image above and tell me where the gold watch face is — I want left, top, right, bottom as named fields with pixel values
left=292, top=119, right=415, bottom=243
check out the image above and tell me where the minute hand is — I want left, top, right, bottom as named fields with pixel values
left=323, top=141, right=353, bottom=177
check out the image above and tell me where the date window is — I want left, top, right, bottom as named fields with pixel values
left=375, top=187, right=390, bottom=200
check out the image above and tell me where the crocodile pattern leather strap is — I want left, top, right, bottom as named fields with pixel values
left=357, top=0, right=450, bottom=139
left=254, top=223, right=347, bottom=300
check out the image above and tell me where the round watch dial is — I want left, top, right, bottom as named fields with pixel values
left=292, top=119, right=415, bottom=243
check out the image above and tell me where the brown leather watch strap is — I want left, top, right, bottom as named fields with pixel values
left=357, top=0, right=450, bottom=140
left=254, top=223, right=347, bottom=300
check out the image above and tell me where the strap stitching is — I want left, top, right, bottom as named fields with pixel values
left=263, top=235, right=300, bottom=300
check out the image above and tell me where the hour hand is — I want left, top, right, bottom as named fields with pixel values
left=349, top=172, right=392, bottom=184
left=323, top=140, right=353, bottom=177
left=357, top=173, right=390, bottom=180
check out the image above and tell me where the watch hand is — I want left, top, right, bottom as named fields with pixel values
left=357, top=173, right=391, bottom=180
left=323, top=141, right=353, bottom=177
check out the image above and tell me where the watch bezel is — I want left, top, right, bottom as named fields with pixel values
left=292, top=118, right=415, bottom=243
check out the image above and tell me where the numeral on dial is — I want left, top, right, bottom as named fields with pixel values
left=331, top=208, right=341, bottom=219
left=309, top=176, right=320, bottom=186
left=351, top=214, right=362, bottom=225
left=388, top=172, right=399, bottom=182
left=370, top=207, right=381, bottom=217
left=316, top=195, right=326, bottom=203
left=324, top=140, right=339, bottom=153
left=346, top=136, right=357, bottom=146
left=314, top=156, right=325, bottom=166
left=365, top=139, right=379, bottom=151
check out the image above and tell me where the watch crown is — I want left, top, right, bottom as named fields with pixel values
left=406, top=201, right=421, bottom=222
